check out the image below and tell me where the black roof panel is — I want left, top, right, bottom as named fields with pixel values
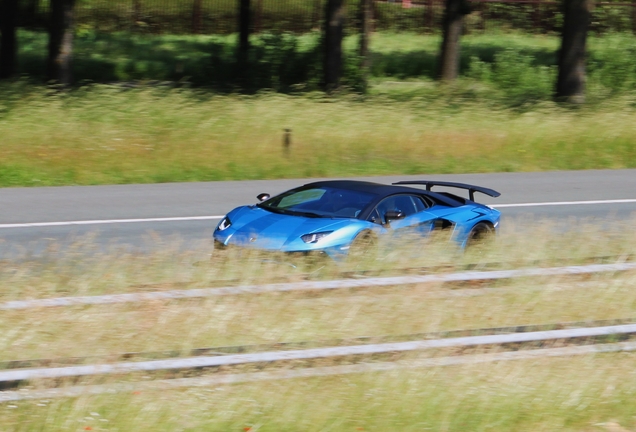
left=305, top=180, right=423, bottom=195
left=303, top=180, right=465, bottom=207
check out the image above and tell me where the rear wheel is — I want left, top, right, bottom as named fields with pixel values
left=465, top=222, right=495, bottom=249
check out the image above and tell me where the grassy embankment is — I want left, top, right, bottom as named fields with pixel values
left=2, top=31, right=636, bottom=187
left=1, top=221, right=636, bottom=430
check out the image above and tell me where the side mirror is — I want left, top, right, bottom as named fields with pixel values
left=384, top=210, right=405, bottom=224
left=257, top=193, right=271, bottom=202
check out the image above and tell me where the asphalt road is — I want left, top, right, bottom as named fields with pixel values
left=1, top=170, right=635, bottom=256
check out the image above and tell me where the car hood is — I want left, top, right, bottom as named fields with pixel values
left=219, top=206, right=363, bottom=250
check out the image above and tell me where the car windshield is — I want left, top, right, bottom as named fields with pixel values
left=258, top=186, right=378, bottom=219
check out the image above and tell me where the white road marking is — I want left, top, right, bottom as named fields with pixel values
left=0, top=198, right=634, bottom=229
left=0, top=216, right=224, bottom=229
left=494, top=198, right=636, bottom=208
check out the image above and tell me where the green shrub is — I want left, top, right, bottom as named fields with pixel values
left=491, top=48, right=556, bottom=102
left=588, top=35, right=636, bottom=93
left=13, top=30, right=636, bottom=102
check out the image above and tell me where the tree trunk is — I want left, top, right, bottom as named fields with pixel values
left=254, top=0, right=263, bottom=33
left=25, top=0, right=41, bottom=27
left=555, top=0, right=591, bottom=104
left=133, top=0, right=142, bottom=25
left=324, top=0, right=345, bottom=91
left=438, top=0, right=469, bottom=81
left=238, top=0, right=251, bottom=65
left=425, top=0, right=434, bottom=31
left=358, top=0, right=372, bottom=91
left=359, top=0, right=371, bottom=70
left=0, top=0, right=19, bottom=79
left=312, top=0, right=321, bottom=30
left=47, top=0, right=76, bottom=86
left=192, top=0, right=202, bottom=34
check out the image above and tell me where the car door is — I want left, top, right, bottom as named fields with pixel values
left=368, top=194, right=437, bottom=237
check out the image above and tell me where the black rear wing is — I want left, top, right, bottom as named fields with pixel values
left=393, top=180, right=501, bottom=201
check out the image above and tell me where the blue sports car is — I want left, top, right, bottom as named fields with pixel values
left=213, top=180, right=501, bottom=261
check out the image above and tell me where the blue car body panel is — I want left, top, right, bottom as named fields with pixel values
left=213, top=180, right=501, bottom=260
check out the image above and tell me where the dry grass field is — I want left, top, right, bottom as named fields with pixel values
left=1, top=219, right=636, bottom=430
left=1, top=87, right=636, bottom=187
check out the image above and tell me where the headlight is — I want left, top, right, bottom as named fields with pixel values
left=217, top=216, right=232, bottom=231
left=301, top=231, right=333, bottom=244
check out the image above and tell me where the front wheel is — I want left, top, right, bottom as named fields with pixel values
left=346, top=232, right=378, bottom=269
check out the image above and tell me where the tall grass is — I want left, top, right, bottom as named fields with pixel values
left=4, top=356, right=636, bottom=431
left=1, top=219, right=635, bottom=360
left=3, top=271, right=635, bottom=360
left=2, top=221, right=636, bottom=430
left=1, top=82, right=636, bottom=187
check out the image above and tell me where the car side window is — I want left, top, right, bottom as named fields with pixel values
left=369, top=194, right=428, bottom=224
left=413, top=196, right=431, bottom=212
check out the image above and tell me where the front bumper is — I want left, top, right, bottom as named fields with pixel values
left=213, top=237, right=349, bottom=262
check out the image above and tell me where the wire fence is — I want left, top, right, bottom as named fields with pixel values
left=16, top=0, right=636, bottom=34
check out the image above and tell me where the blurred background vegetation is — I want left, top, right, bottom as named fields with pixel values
left=1, top=0, right=635, bottom=186
left=8, top=30, right=636, bottom=97
left=13, top=0, right=636, bottom=34
left=5, top=0, right=636, bottom=93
